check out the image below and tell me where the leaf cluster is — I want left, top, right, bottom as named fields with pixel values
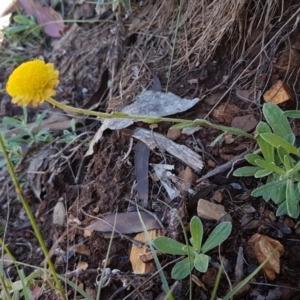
left=3, top=14, right=42, bottom=42
left=234, top=103, right=300, bottom=218
left=153, top=217, right=232, bottom=279
left=0, top=108, right=78, bottom=167
left=0, top=108, right=52, bottom=167
left=0, top=268, right=42, bottom=300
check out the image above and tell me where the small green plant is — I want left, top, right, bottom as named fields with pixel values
left=0, top=107, right=53, bottom=167
left=0, top=268, right=43, bottom=300
left=152, top=216, right=232, bottom=280
left=234, top=103, right=300, bottom=218
left=3, top=14, right=42, bottom=42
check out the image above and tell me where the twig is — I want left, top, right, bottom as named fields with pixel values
left=196, top=149, right=251, bottom=183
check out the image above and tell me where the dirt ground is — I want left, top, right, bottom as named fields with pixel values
left=2, top=0, right=300, bottom=299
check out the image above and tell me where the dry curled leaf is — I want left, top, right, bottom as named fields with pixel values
left=248, top=233, right=284, bottom=280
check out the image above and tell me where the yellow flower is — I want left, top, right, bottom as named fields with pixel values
left=6, top=59, right=59, bottom=106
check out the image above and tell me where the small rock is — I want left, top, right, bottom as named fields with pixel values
left=236, top=88, right=250, bottom=101
left=179, top=166, right=197, bottom=183
left=263, top=80, right=293, bottom=104
left=231, top=114, right=258, bottom=132
left=207, top=159, right=216, bottom=167
left=295, top=226, right=300, bottom=238
left=212, top=191, right=223, bottom=203
left=167, top=128, right=182, bottom=140
left=197, top=198, right=227, bottom=220
left=53, top=201, right=66, bottom=226
left=283, top=218, right=294, bottom=228
left=212, top=103, right=240, bottom=125
left=204, top=93, right=223, bottom=105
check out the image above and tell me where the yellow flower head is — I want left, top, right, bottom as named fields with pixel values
left=6, top=59, right=59, bottom=106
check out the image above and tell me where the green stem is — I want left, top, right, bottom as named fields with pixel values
left=0, top=133, right=66, bottom=300
left=47, top=98, right=253, bottom=138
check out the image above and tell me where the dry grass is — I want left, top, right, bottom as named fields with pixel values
left=26, top=0, right=300, bottom=113
left=107, top=0, right=300, bottom=109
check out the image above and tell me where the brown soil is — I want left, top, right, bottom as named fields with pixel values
left=1, top=0, right=300, bottom=299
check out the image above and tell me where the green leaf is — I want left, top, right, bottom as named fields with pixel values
left=171, top=122, right=197, bottom=130
left=33, top=110, right=47, bottom=130
left=286, top=179, right=300, bottom=218
left=283, top=155, right=292, bottom=171
left=190, top=216, right=203, bottom=252
left=5, top=25, right=29, bottom=34
left=260, top=133, right=298, bottom=155
left=280, top=161, right=300, bottom=181
left=277, top=146, right=289, bottom=165
left=71, top=118, right=76, bottom=132
left=13, top=15, right=33, bottom=25
left=270, top=183, right=286, bottom=204
left=210, top=132, right=226, bottom=147
left=245, top=153, right=263, bottom=166
left=254, top=159, right=285, bottom=175
left=201, top=222, right=232, bottom=253
left=171, top=257, right=194, bottom=280
left=256, top=121, right=271, bottom=134
left=284, top=133, right=295, bottom=145
left=283, top=110, right=300, bottom=118
left=251, top=180, right=286, bottom=197
left=276, top=201, right=288, bottom=216
left=263, top=103, right=292, bottom=138
left=192, top=119, right=253, bottom=138
left=255, top=122, right=274, bottom=162
left=3, top=117, right=24, bottom=129
left=254, top=169, right=273, bottom=178
left=233, top=166, right=262, bottom=177
left=153, top=237, right=187, bottom=255
left=194, top=253, right=209, bottom=273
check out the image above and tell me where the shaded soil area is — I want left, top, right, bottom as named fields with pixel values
left=1, top=0, right=300, bottom=299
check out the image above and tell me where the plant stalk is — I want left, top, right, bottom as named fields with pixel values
left=0, top=133, right=66, bottom=300
left=47, top=97, right=253, bottom=138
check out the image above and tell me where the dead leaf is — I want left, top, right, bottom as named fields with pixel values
left=151, top=164, right=181, bottom=200
left=135, top=142, right=150, bottom=208
left=231, top=114, right=258, bottom=132
left=212, top=104, right=240, bottom=125
left=27, top=147, right=57, bottom=201
left=85, top=212, right=161, bottom=235
left=18, top=0, right=65, bottom=37
left=86, top=91, right=201, bottom=156
left=31, top=285, right=42, bottom=299
left=263, top=81, right=293, bottom=104
left=76, top=261, right=89, bottom=270
left=75, top=244, right=91, bottom=256
left=248, top=233, right=284, bottom=280
left=130, top=229, right=161, bottom=274
left=133, top=128, right=204, bottom=173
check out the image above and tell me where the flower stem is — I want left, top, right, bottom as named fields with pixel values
left=47, top=98, right=253, bottom=138
left=0, top=133, right=66, bottom=300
